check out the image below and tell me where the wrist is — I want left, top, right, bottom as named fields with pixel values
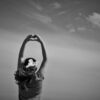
left=39, top=39, right=42, bottom=44
left=24, top=39, right=29, bottom=43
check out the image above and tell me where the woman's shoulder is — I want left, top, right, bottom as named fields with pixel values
left=35, top=72, right=44, bottom=81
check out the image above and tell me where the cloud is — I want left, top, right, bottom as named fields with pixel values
left=52, top=2, right=61, bottom=9
left=66, top=25, right=86, bottom=33
left=34, top=4, right=43, bottom=11
left=77, top=27, right=86, bottom=31
left=87, top=12, right=100, bottom=27
left=69, top=28, right=76, bottom=32
left=57, top=11, right=66, bottom=16
left=34, top=13, right=52, bottom=24
left=66, top=24, right=76, bottom=33
left=28, top=0, right=43, bottom=11
left=66, top=24, right=73, bottom=29
left=22, top=10, right=52, bottom=24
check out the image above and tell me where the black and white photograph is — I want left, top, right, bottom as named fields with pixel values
left=0, top=0, right=100, bottom=100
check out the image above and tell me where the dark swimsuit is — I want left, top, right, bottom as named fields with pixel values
left=15, top=70, right=44, bottom=100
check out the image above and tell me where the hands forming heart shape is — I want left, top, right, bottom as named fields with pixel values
left=25, top=34, right=42, bottom=42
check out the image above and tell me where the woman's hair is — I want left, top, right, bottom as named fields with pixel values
left=23, top=57, right=36, bottom=66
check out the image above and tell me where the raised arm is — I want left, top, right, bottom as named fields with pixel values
left=17, top=35, right=33, bottom=70
left=33, top=35, right=47, bottom=73
left=39, top=39, right=47, bottom=73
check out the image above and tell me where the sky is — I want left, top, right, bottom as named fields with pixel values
left=0, top=0, right=100, bottom=100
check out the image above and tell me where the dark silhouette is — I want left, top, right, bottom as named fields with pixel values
left=14, top=34, right=47, bottom=100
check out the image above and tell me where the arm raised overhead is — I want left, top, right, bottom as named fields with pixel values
left=17, top=35, right=34, bottom=70
left=32, top=35, right=47, bottom=74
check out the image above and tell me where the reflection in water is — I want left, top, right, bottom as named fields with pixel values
left=14, top=69, right=44, bottom=100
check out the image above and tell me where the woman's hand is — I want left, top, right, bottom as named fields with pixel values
left=31, top=34, right=42, bottom=43
left=24, top=34, right=40, bottom=42
left=24, top=35, right=33, bottom=42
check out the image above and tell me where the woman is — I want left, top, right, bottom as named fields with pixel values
left=15, top=34, right=47, bottom=100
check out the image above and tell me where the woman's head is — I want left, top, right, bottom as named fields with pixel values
left=24, top=58, right=36, bottom=66
left=23, top=57, right=37, bottom=74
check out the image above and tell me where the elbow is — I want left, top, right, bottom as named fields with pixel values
left=44, top=56, right=47, bottom=63
left=46, top=57, right=47, bottom=62
left=45, top=56, right=47, bottom=62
